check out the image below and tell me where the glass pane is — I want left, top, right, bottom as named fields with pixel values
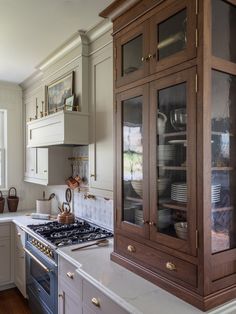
left=122, top=35, right=143, bottom=76
left=156, top=83, right=187, bottom=239
left=211, top=70, right=236, bottom=253
left=158, top=9, right=187, bottom=61
left=30, top=259, right=50, bottom=294
left=122, top=96, right=143, bottom=226
left=212, top=0, right=236, bottom=63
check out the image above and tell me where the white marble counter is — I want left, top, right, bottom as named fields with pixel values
left=1, top=212, right=236, bottom=314
left=57, top=241, right=236, bottom=314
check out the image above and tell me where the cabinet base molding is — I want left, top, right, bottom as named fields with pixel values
left=111, top=252, right=236, bottom=312
left=0, top=283, right=15, bottom=292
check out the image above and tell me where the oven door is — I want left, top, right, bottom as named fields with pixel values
left=25, top=242, right=57, bottom=314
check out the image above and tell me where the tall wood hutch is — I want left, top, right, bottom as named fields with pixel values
left=100, top=0, right=236, bottom=310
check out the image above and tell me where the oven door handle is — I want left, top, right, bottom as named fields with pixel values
left=24, top=248, right=51, bottom=273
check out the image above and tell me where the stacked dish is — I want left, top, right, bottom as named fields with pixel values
left=171, top=182, right=187, bottom=203
left=171, top=182, right=221, bottom=203
left=157, top=145, right=175, bottom=166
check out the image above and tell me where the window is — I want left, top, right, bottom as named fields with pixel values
left=0, top=111, right=6, bottom=189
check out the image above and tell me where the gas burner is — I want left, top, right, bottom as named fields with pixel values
left=27, top=219, right=113, bottom=247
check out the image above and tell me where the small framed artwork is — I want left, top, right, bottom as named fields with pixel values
left=46, top=71, right=74, bottom=114
left=64, top=95, right=74, bottom=111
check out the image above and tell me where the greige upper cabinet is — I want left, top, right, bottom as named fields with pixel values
left=88, top=42, right=113, bottom=198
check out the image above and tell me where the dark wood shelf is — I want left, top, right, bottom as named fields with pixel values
left=212, top=167, right=234, bottom=171
left=212, top=206, right=233, bottom=212
left=158, top=166, right=187, bottom=170
left=159, top=131, right=186, bottom=137
left=160, top=201, right=187, bottom=211
left=212, top=131, right=233, bottom=136
left=126, top=196, right=143, bottom=204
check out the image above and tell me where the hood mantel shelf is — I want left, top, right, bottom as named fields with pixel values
left=27, top=110, right=89, bottom=147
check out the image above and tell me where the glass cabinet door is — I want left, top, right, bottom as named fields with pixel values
left=116, top=85, right=149, bottom=237
left=212, top=0, right=236, bottom=64
left=211, top=70, right=236, bottom=254
left=149, top=0, right=196, bottom=74
left=116, top=23, right=149, bottom=88
left=149, top=68, right=197, bottom=255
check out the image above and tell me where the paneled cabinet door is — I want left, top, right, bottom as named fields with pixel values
left=116, top=84, right=149, bottom=238
left=25, top=147, right=36, bottom=178
left=89, top=45, right=113, bottom=198
left=0, top=238, right=11, bottom=285
left=14, top=225, right=26, bottom=298
left=36, top=148, right=48, bottom=181
left=149, top=0, right=197, bottom=74
left=149, top=67, right=197, bottom=256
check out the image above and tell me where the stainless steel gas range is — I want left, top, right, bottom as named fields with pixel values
left=25, top=220, right=113, bottom=314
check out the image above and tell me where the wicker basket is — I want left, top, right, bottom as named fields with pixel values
left=0, top=191, right=5, bottom=213
left=7, top=187, right=19, bottom=212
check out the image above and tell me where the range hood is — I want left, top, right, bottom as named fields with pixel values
left=27, top=110, right=89, bottom=147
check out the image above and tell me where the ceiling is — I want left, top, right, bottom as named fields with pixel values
left=0, top=0, right=113, bottom=84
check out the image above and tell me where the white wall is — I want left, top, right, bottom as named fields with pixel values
left=0, top=81, right=43, bottom=211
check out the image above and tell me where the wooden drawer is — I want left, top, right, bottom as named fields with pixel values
left=83, top=279, right=129, bottom=314
left=58, top=256, right=82, bottom=296
left=116, top=234, right=197, bottom=287
left=0, top=224, right=10, bottom=238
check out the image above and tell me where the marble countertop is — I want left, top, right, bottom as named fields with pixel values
left=1, top=211, right=236, bottom=314
left=57, top=241, right=236, bottom=314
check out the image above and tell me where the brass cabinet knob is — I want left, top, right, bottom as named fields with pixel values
left=149, top=221, right=156, bottom=226
left=166, top=262, right=176, bottom=271
left=66, top=272, right=74, bottom=279
left=127, top=244, right=136, bottom=253
left=91, top=297, right=100, bottom=307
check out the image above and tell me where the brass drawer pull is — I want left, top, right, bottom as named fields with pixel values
left=91, top=297, right=100, bottom=307
left=127, top=245, right=136, bottom=253
left=166, top=262, right=176, bottom=271
left=66, top=272, right=74, bottom=279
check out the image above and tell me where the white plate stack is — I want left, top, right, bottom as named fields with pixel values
left=157, top=145, right=175, bottom=166
left=171, top=182, right=187, bottom=203
left=171, top=182, right=221, bottom=203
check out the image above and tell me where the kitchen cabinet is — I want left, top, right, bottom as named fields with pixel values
left=58, top=256, right=83, bottom=314
left=24, top=146, right=73, bottom=185
left=58, top=256, right=129, bottom=314
left=101, top=0, right=236, bottom=311
left=0, top=223, right=12, bottom=287
left=113, top=0, right=197, bottom=87
left=83, top=279, right=129, bottom=314
left=88, top=43, right=113, bottom=199
left=14, top=224, right=26, bottom=298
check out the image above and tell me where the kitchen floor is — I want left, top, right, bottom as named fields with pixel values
left=0, top=288, right=31, bottom=314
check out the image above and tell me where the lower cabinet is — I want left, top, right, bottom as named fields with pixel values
left=58, top=256, right=129, bottom=314
left=58, top=257, right=83, bottom=314
left=14, top=224, right=27, bottom=298
left=0, top=223, right=12, bottom=287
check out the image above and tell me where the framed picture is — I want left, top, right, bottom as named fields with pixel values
left=46, top=72, right=74, bottom=114
left=64, top=95, right=74, bottom=111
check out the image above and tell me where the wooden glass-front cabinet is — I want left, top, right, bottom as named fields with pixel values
left=114, top=0, right=197, bottom=87
left=100, top=0, right=236, bottom=311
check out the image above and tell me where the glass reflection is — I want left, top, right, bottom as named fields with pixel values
left=122, top=96, right=143, bottom=225
left=158, top=9, right=187, bottom=60
left=212, top=0, right=236, bottom=63
left=211, top=70, right=236, bottom=253
left=122, top=35, right=143, bottom=76
left=157, top=83, right=188, bottom=239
